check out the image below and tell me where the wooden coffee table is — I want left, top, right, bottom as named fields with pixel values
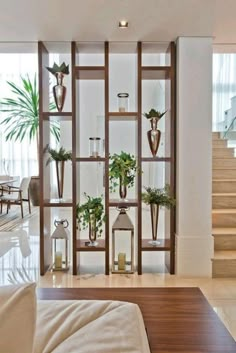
left=37, top=287, right=236, bottom=353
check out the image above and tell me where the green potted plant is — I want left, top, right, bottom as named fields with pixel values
left=0, top=74, right=59, bottom=205
left=46, top=145, right=72, bottom=199
left=109, top=151, right=138, bottom=200
left=76, top=193, right=106, bottom=246
left=143, top=108, right=167, bottom=157
left=46, top=62, right=69, bottom=112
left=142, top=184, right=175, bottom=246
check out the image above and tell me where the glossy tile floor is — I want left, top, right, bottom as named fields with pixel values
left=0, top=206, right=236, bottom=341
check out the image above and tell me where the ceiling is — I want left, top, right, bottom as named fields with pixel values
left=0, top=0, right=236, bottom=45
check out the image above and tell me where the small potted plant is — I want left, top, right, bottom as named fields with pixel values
left=76, top=193, right=106, bottom=246
left=46, top=62, right=69, bottom=112
left=143, top=108, right=167, bottom=157
left=142, top=185, right=175, bottom=246
left=46, top=145, right=72, bottom=199
left=109, top=151, right=138, bottom=200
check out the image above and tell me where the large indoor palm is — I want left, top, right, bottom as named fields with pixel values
left=0, top=74, right=60, bottom=170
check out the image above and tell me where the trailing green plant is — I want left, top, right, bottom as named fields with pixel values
left=109, top=151, right=139, bottom=192
left=142, top=184, right=175, bottom=208
left=0, top=74, right=60, bottom=170
left=76, top=193, right=106, bottom=237
left=46, top=145, right=72, bottom=166
left=143, top=108, right=167, bottom=121
left=46, top=62, right=69, bottom=76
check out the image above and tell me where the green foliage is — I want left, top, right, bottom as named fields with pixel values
left=143, top=108, right=167, bottom=121
left=142, top=184, right=175, bottom=208
left=109, top=151, right=138, bottom=192
left=46, top=62, right=69, bottom=76
left=46, top=145, right=72, bottom=166
left=76, top=193, right=106, bottom=237
left=0, top=74, right=60, bottom=143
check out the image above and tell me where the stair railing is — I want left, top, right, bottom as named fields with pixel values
left=223, top=116, right=236, bottom=139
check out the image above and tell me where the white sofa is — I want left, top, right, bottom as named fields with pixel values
left=0, top=283, right=150, bottom=353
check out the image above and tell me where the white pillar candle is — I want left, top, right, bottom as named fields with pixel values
left=55, top=251, right=62, bottom=269
left=118, top=252, right=126, bottom=271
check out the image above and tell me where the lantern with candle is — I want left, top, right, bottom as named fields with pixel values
left=51, top=219, right=70, bottom=271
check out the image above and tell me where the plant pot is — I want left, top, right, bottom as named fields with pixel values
left=53, top=72, right=66, bottom=112
left=147, top=118, right=161, bottom=157
left=119, top=175, right=127, bottom=200
left=149, top=203, right=160, bottom=246
left=55, top=161, right=65, bottom=199
left=88, top=213, right=98, bottom=246
left=29, top=176, right=40, bottom=206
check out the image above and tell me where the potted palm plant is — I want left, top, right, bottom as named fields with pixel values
left=109, top=151, right=138, bottom=200
left=143, top=108, right=167, bottom=156
left=0, top=74, right=60, bottom=205
left=46, top=145, right=72, bottom=199
left=46, top=62, right=69, bottom=112
left=142, top=185, right=175, bottom=246
left=76, top=193, right=106, bottom=247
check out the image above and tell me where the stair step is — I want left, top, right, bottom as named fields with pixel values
left=212, top=140, right=227, bottom=148
left=212, top=193, right=236, bottom=208
left=212, top=228, right=236, bottom=250
left=212, top=132, right=220, bottom=140
left=212, top=251, right=236, bottom=277
left=213, top=179, right=236, bottom=193
left=213, top=148, right=234, bottom=158
left=212, top=209, right=236, bottom=227
left=213, top=169, right=236, bottom=179
left=213, top=158, right=236, bottom=169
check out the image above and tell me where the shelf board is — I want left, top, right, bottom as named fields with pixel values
left=42, top=112, right=72, bottom=121
left=109, top=112, right=138, bottom=121
left=75, top=66, right=105, bottom=80
left=43, top=199, right=73, bottom=207
left=109, top=199, right=138, bottom=207
left=142, top=157, right=171, bottom=162
left=76, top=157, right=105, bottom=162
left=142, top=239, right=170, bottom=251
left=142, top=66, right=171, bottom=80
left=76, top=239, right=105, bottom=251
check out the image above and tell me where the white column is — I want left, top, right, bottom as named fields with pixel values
left=176, top=37, right=214, bottom=276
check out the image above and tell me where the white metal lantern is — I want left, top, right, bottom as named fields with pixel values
left=51, top=219, right=70, bottom=271
left=112, top=208, right=134, bottom=274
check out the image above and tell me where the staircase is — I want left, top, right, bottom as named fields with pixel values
left=212, top=132, right=236, bottom=277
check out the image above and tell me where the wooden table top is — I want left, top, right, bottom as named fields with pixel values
left=37, top=287, right=236, bottom=353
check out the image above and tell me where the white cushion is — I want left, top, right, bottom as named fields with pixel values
left=0, top=283, right=36, bottom=353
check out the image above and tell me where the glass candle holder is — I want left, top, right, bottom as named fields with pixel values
left=117, top=93, right=129, bottom=112
left=89, top=137, right=101, bottom=157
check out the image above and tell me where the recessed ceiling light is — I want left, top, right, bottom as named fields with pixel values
left=119, top=20, right=128, bottom=28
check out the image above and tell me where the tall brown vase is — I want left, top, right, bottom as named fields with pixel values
left=119, top=175, right=127, bottom=200
left=149, top=203, right=160, bottom=246
left=88, top=213, right=98, bottom=246
left=55, top=161, right=65, bottom=199
left=53, top=72, right=66, bottom=112
left=147, top=118, right=161, bottom=157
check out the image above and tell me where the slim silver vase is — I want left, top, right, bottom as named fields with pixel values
left=88, top=213, right=98, bottom=246
left=147, top=118, right=161, bottom=157
left=119, top=175, right=127, bottom=200
left=149, top=204, right=160, bottom=246
left=55, top=161, right=65, bottom=199
left=53, top=72, right=66, bottom=112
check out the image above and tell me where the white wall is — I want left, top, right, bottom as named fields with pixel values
left=176, top=37, right=214, bottom=276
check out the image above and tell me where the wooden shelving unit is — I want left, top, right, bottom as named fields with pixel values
left=39, top=40, right=176, bottom=276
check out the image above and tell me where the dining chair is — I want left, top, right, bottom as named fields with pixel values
left=0, top=177, right=31, bottom=218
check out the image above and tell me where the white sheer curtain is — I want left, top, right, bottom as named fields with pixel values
left=0, top=53, right=38, bottom=179
left=213, top=53, right=236, bottom=131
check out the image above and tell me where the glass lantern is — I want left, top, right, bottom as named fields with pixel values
left=117, top=93, right=129, bottom=112
left=111, top=208, right=134, bottom=274
left=51, top=219, right=70, bottom=271
left=89, top=137, right=101, bottom=158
